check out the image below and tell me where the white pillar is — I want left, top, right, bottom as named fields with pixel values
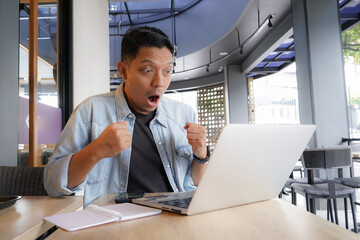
left=292, top=0, right=349, bottom=147
left=225, top=65, right=249, bottom=124
left=73, top=0, right=110, bottom=108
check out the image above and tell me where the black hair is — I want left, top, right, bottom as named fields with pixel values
left=121, top=26, right=174, bottom=62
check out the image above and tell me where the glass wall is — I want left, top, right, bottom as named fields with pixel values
left=165, top=90, right=198, bottom=116
left=343, top=23, right=360, bottom=138
left=251, top=63, right=300, bottom=124
left=18, top=3, right=61, bottom=166
left=343, top=23, right=360, bottom=178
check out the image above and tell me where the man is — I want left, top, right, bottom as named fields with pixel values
left=44, top=26, right=210, bottom=206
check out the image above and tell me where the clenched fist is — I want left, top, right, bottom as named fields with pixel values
left=184, top=122, right=207, bottom=159
left=93, top=121, right=132, bottom=159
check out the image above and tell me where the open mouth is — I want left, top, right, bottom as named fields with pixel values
left=147, top=95, right=160, bottom=107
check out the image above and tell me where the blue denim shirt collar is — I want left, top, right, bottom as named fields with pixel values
left=114, top=82, right=132, bottom=121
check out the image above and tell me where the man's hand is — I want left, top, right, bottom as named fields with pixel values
left=67, top=121, right=132, bottom=189
left=93, top=121, right=132, bottom=159
left=184, top=122, right=207, bottom=159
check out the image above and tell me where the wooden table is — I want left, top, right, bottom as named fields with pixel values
left=0, top=196, right=83, bottom=240
left=48, top=195, right=359, bottom=240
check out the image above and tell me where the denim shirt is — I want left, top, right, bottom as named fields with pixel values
left=44, top=83, right=197, bottom=206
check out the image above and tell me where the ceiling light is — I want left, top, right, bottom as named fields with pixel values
left=219, top=52, right=228, bottom=56
left=268, top=15, right=273, bottom=28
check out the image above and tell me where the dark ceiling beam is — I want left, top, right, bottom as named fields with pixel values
left=274, top=47, right=295, bottom=52
left=287, top=42, right=295, bottom=49
left=108, top=0, right=201, bottom=15
left=110, top=8, right=171, bottom=15
left=262, top=63, right=271, bottom=68
left=252, top=74, right=270, bottom=79
left=340, top=12, right=360, bottom=20
left=274, top=52, right=284, bottom=60
left=108, top=0, right=201, bottom=29
left=250, top=67, right=279, bottom=73
left=241, top=13, right=293, bottom=73
left=124, top=2, right=133, bottom=26
left=339, top=0, right=354, bottom=10
left=261, top=58, right=294, bottom=63
left=342, top=19, right=359, bottom=31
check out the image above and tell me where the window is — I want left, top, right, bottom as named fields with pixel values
left=343, top=23, right=360, bottom=137
left=18, top=3, right=60, bottom=166
left=165, top=90, right=198, bottom=116
left=250, top=63, right=300, bottom=124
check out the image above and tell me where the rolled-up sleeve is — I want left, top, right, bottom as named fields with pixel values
left=44, top=103, right=90, bottom=196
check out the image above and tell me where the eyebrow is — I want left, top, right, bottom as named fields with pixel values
left=140, top=59, right=173, bottom=65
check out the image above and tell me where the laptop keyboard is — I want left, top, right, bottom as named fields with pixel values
left=159, top=197, right=192, bottom=208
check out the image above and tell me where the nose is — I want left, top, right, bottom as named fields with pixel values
left=151, top=71, right=164, bottom=88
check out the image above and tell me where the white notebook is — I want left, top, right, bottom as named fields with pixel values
left=44, top=203, right=162, bottom=231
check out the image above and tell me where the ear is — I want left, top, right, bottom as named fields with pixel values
left=117, top=61, right=127, bottom=80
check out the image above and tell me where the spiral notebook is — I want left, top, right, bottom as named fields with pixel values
left=44, top=203, right=161, bottom=231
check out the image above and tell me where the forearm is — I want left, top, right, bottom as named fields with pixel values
left=68, top=122, right=131, bottom=189
left=67, top=140, right=103, bottom=189
left=191, top=161, right=208, bottom=186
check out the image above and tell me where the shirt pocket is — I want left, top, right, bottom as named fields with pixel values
left=90, top=121, right=108, bottom=142
left=90, top=113, right=115, bottom=141
left=175, top=145, right=192, bottom=163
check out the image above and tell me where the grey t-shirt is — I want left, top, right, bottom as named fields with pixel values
left=126, top=109, right=173, bottom=193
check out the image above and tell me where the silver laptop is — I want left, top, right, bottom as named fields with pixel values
left=133, top=124, right=316, bottom=215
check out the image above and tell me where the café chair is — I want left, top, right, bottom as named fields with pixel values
left=336, top=177, right=360, bottom=191
left=0, top=166, right=48, bottom=196
left=291, top=147, right=358, bottom=233
left=292, top=165, right=304, bottom=178
left=285, top=176, right=327, bottom=205
left=17, top=150, right=29, bottom=166
left=335, top=170, right=360, bottom=229
left=335, top=141, right=360, bottom=206
left=281, top=159, right=327, bottom=203
left=41, top=148, right=54, bottom=165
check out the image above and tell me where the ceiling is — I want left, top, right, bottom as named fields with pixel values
left=249, top=0, right=360, bottom=79
left=18, top=0, right=360, bottom=87
left=108, top=0, right=360, bottom=83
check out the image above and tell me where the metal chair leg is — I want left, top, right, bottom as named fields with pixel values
left=350, top=194, right=358, bottom=233
left=305, top=194, right=310, bottom=212
left=328, top=199, right=334, bottom=223
left=344, top=198, right=349, bottom=229
left=333, top=199, right=339, bottom=225
left=309, top=198, right=316, bottom=214
left=291, top=188, right=297, bottom=205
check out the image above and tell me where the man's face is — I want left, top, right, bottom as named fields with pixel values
left=117, top=46, right=173, bottom=115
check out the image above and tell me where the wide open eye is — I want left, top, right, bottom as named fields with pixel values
left=144, top=68, right=152, bottom=73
